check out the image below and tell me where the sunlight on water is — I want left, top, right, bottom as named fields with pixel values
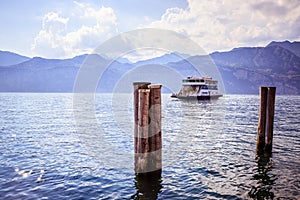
left=0, top=93, right=299, bottom=199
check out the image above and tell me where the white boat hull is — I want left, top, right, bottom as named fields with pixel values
left=171, top=94, right=223, bottom=100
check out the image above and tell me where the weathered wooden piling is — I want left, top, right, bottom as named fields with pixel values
left=257, top=86, right=276, bottom=154
left=257, top=87, right=268, bottom=151
left=148, top=84, right=162, bottom=171
left=133, top=82, right=162, bottom=174
left=265, top=87, right=276, bottom=152
left=133, top=82, right=151, bottom=154
left=137, top=88, right=150, bottom=154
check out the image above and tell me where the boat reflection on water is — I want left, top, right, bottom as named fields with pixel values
left=133, top=170, right=162, bottom=199
left=248, top=153, right=277, bottom=199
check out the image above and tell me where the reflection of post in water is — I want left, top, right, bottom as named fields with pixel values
left=249, top=153, right=276, bottom=199
left=133, top=82, right=163, bottom=199
left=251, top=86, right=277, bottom=199
left=133, top=169, right=162, bottom=199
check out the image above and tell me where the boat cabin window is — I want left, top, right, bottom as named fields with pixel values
left=182, top=79, right=204, bottom=83
left=207, top=85, right=218, bottom=90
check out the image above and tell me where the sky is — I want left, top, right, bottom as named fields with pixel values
left=0, top=0, right=299, bottom=60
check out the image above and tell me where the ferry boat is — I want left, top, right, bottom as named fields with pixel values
left=171, top=76, right=223, bottom=100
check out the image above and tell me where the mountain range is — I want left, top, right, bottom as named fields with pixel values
left=0, top=41, right=299, bottom=94
left=0, top=50, right=30, bottom=66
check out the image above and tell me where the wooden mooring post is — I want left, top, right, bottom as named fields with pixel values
left=257, top=86, right=276, bottom=155
left=133, top=82, right=151, bottom=155
left=133, top=82, right=162, bottom=174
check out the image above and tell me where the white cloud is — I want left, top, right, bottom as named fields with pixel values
left=31, top=0, right=300, bottom=58
left=146, top=0, right=300, bottom=53
left=31, top=2, right=118, bottom=58
left=31, top=12, right=69, bottom=58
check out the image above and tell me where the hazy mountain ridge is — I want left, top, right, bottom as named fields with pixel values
left=0, top=41, right=299, bottom=94
left=267, top=41, right=300, bottom=57
left=133, top=52, right=190, bottom=66
left=0, top=53, right=133, bottom=92
left=0, top=50, right=30, bottom=66
left=211, top=42, right=300, bottom=94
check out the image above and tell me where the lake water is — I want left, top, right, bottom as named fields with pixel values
left=0, top=93, right=299, bottom=199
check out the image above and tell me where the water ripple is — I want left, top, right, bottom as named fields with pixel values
left=0, top=94, right=299, bottom=199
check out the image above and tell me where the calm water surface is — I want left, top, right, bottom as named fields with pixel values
left=0, top=93, right=299, bottom=199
